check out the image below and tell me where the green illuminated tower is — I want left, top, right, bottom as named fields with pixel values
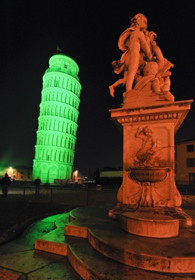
left=32, top=53, right=81, bottom=183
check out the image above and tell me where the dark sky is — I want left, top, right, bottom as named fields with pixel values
left=1, top=0, right=195, bottom=175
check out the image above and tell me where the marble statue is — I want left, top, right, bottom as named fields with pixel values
left=109, top=13, right=174, bottom=101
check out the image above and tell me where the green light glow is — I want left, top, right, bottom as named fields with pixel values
left=32, top=54, right=81, bottom=183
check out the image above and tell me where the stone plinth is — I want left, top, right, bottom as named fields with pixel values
left=109, top=97, right=193, bottom=212
left=109, top=93, right=193, bottom=238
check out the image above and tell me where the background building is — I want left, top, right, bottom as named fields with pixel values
left=175, top=138, right=195, bottom=185
left=32, top=52, right=82, bottom=183
left=0, top=165, right=32, bottom=181
left=100, top=167, right=123, bottom=186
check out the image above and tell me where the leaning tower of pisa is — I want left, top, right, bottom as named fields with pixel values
left=32, top=53, right=82, bottom=183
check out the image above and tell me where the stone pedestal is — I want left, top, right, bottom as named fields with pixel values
left=109, top=90, right=193, bottom=233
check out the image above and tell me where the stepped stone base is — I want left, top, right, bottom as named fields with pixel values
left=35, top=227, right=68, bottom=256
left=35, top=206, right=195, bottom=279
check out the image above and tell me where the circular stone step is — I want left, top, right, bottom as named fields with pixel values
left=120, top=212, right=179, bottom=238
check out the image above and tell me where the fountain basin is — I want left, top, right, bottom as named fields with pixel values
left=127, top=167, right=169, bottom=182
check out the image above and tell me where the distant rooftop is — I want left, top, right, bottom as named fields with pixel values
left=176, top=138, right=195, bottom=144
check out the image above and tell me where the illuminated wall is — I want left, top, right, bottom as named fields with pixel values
left=175, top=138, right=195, bottom=184
left=0, top=165, right=32, bottom=181
left=32, top=53, right=81, bottom=183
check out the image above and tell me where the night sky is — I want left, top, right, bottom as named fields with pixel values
left=1, top=0, right=195, bottom=175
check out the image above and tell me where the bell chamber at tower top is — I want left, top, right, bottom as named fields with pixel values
left=45, top=54, right=80, bottom=81
left=42, top=55, right=81, bottom=99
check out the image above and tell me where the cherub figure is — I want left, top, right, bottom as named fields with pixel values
left=134, top=31, right=174, bottom=95
left=134, top=126, right=160, bottom=167
left=109, top=13, right=153, bottom=97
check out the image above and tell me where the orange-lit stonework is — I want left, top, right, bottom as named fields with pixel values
left=109, top=13, right=193, bottom=227
left=34, top=14, right=195, bottom=278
